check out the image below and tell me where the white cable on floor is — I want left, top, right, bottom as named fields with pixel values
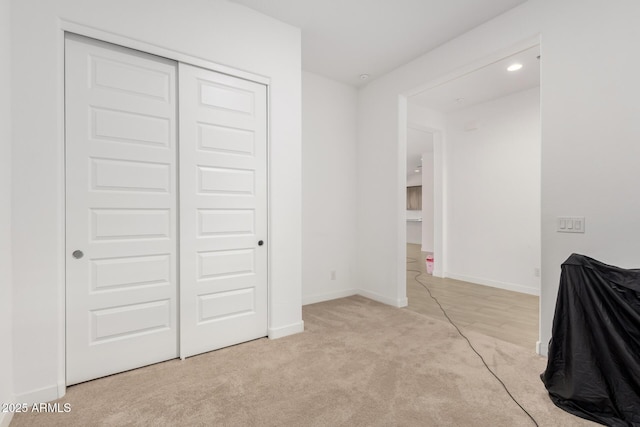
left=406, top=257, right=539, bottom=427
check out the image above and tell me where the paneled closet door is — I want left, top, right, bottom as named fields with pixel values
left=178, top=63, right=268, bottom=358
left=66, top=35, right=269, bottom=383
left=65, top=34, right=178, bottom=385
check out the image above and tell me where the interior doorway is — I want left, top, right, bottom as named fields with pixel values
left=402, top=44, right=541, bottom=350
left=405, top=126, right=434, bottom=254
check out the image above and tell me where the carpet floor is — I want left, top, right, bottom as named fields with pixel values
left=11, top=296, right=596, bottom=426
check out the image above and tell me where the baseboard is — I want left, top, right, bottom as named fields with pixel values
left=396, top=296, right=408, bottom=308
left=57, top=381, right=66, bottom=399
left=303, top=288, right=408, bottom=309
left=537, top=340, right=547, bottom=357
left=445, top=273, right=540, bottom=296
left=357, top=289, right=407, bottom=308
left=0, top=411, right=14, bottom=427
left=268, top=321, right=304, bottom=339
left=13, top=384, right=59, bottom=405
left=302, top=289, right=357, bottom=306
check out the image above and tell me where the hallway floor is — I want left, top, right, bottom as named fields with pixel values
left=405, top=244, right=539, bottom=350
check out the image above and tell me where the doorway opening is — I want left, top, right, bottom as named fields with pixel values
left=402, top=43, right=541, bottom=350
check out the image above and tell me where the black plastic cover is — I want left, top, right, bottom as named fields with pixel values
left=541, top=253, right=640, bottom=426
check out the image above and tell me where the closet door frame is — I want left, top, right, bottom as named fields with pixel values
left=58, top=22, right=272, bottom=394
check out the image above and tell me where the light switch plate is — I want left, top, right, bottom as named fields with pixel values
left=557, top=216, right=585, bottom=233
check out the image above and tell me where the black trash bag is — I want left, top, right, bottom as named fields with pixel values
left=541, top=253, right=640, bottom=426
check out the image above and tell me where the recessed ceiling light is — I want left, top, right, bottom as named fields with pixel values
left=507, top=63, right=523, bottom=72
left=360, top=74, right=369, bottom=80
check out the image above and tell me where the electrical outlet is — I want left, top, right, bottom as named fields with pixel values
left=330, top=270, right=336, bottom=280
left=534, top=268, right=540, bottom=277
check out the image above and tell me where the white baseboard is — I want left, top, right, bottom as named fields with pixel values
left=537, top=340, right=547, bottom=357
left=58, top=381, right=66, bottom=399
left=302, top=289, right=357, bottom=306
left=357, top=289, right=407, bottom=308
left=13, top=384, right=60, bottom=405
left=0, top=411, right=13, bottom=427
left=396, top=296, right=408, bottom=308
left=445, top=272, right=540, bottom=296
left=268, top=321, right=304, bottom=339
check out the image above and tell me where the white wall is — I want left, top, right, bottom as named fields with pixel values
left=0, top=0, right=13, bottom=425
left=11, top=0, right=302, bottom=401
left=406, top=175, right=422, bottom=186
left=421, top=151, right=434, bottom=253
left=408, top=105, right=446, bottom=131
left=538, top=0, right=640, bottom=354
left=445, top=88, right=540, bottom=294
left=406, top=170, right=422, bottom=246
left=406, top=171, right=422, bottom=246
left=406, top=219, right=422, bottom=245
left=301, top=71, right=358, bottom=304
left=357, top=0, right=640, bottom=354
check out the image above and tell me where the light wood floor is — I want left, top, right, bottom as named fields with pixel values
left=405, top=244, right=539, bottom=350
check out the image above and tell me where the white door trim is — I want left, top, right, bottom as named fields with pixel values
left=60, top=21, right=270, bottom=86
left=58, top=22, right=272, bottom=397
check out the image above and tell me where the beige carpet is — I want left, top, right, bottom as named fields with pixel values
left=11, top=296, right=596, bottom=426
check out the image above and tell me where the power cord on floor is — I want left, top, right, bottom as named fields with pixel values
left=406, top=257, right=540, bottom=427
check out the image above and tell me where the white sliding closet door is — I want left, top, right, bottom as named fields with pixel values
left=179, top=63, right=268, bottom=358
left=65, top=34, right=178, bottom=385
left=66, top=35, right=269, bottom=383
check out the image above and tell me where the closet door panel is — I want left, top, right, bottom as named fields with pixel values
left=65, top=34, right=178, bottom=385
left=179, top=64, right=268, bottom=358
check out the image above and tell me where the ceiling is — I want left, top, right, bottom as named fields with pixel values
left=229, top=0, right=527, bottom=86
left=410, top=45, right=540, bottom=113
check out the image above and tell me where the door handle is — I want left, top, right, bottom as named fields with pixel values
left=258, top=240, right=264, bottom=246
left=72, top=250, right=84, bottom=259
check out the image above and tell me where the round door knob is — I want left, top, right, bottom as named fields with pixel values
left=72, top=250, right=84, bottom=259
left=258, top=240, right=264, bottom=246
